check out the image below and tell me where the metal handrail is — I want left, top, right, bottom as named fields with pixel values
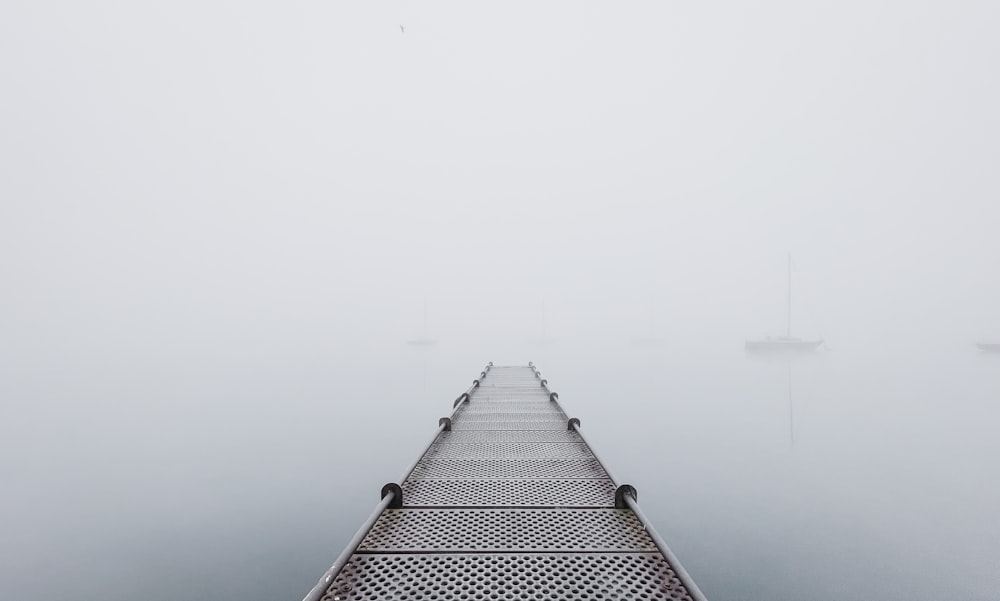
left=625, top=495, right=709, bottom=601
left=536, top=364, right=709, bottom=601
left=301, top=492, right=395, bottom=601
left=301, top=363, right=491, bottom=601
left=396, top=393, right=468, bottom=484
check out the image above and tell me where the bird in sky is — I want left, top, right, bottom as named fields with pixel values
left=400, top=24, right=405, bottom=34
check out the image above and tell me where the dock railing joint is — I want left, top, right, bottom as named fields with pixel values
left=614, top=484, right=638, bottom=509
left=380, top=483, right=403, bottom=508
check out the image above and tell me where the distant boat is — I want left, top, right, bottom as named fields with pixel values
left=746, top=254, right=823, bottom=352
left=976, top=342, right=1000, bottom=352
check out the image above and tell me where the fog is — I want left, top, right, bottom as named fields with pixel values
left=2, top=2, right=999, bottom=600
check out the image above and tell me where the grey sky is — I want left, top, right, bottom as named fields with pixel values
left=3, top=1, right=998, bottom=357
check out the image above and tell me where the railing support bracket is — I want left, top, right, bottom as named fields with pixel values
left=615, top=484, right=638, bottom=509
left=381, top=483, right=403, bottom=509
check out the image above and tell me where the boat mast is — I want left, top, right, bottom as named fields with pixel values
left=786, top=253, right=791, bottom=338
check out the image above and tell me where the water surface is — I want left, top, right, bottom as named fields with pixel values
left=2, top=340, right=997, bottom=600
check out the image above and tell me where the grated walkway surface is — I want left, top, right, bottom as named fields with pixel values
left=314, top=365, right=704, bottom=601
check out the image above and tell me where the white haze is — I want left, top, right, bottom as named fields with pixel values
left=1, top=2, right=998, bottom=600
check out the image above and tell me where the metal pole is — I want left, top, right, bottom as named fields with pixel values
left=400, top=379, right=479, bottom=482
left=301, top=492, right=395, bottom=601
left=541, top=378, right=622, bottom=487
left=302, top=365, right=489, bottom=601
left=395, top=384, right=470, bottom=484
left=567, top=419, right=620, bottom=488
left=625, top=495, right=710, bottom=601
left=536, top=363, right=708, bottom=601
left=396, top=423, right=445, bottom=484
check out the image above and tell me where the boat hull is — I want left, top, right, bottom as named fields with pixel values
left=745, top=338, right=823, bottom=352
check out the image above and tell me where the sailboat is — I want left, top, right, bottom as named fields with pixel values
left=745, top=254, right=823, bottom=352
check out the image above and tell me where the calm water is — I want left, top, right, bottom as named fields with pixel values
left=2, top=340, right=998, bottom=600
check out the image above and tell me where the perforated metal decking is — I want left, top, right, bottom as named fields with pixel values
left=304, top=364, right=707, bottom=601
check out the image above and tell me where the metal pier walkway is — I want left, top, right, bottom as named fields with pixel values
left=304, top=364, right=706, bottom=601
